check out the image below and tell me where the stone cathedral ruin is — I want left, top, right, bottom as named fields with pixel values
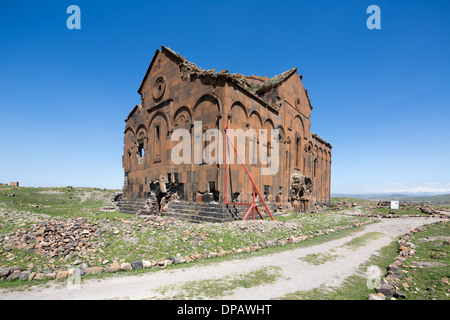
left=119, top=46, right=332, bottom=222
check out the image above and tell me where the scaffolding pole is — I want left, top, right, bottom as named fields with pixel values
left=223, top=118, right=274, bottom=220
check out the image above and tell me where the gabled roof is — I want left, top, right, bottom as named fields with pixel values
left=138, top=48, right=161, bottom=94
left=247, top=67, right=297, bottom=95
left=138, top=45, right=299, bottom=112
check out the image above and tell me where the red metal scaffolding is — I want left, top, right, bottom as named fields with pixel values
left=224, top=118, right=274, bottom=220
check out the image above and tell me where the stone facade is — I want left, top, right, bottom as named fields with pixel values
left=121, top=46, right=331, bottom=215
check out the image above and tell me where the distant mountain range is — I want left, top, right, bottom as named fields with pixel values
left=330, top=192, right=450, bottom=202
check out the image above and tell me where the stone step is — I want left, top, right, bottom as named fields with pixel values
left=167, top=203, right=225, bottom=211
left=168, top=202, right=227, bottom=209
left=118, top=198, right=278, bottom=222
left=164, top=201, right=237, bottom=223
left=163, top=211, right=230, bottom=223
left=169, top=201, right=277, bottom=212
left=165, top=209, right=230, bottom=219
left=165, top=207, right=232, bottom=217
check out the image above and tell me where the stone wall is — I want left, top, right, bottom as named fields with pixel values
left=121, top=46, right=332, bottom=215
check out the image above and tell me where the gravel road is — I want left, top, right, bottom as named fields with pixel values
left=0, top=216, right=444, bottom=300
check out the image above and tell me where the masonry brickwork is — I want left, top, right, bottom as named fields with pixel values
left=121, top=46, right=332, bottom=215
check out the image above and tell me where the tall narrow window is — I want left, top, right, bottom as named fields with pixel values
left=314, top=158, right=317, bottom=178
left=254, top=138, right=258, bottom=164
left=303, top=151, right=306, bottom=173
left=127, top=150, right=132, bottom=168
left=154, top=124, right=161, bottom=162
left=295, top=137, right=301, bottom=168
left=203, top=129, right=208, bottom=164
left=285, top=150, right=289, bottom=172
left=137, top=140, right=145, bottom=163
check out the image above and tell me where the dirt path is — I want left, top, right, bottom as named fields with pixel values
left=0, top=216, right=443, bottom=300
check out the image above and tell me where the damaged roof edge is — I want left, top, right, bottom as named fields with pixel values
left=137, top=45, right=302, bottom=113
left=249, top=67, right=298, bottom=95
left=137, top=48, right=161, bottom=94
left=312, top=133, right=332, bottom=149
left=125, top=104, right=141, bottom=123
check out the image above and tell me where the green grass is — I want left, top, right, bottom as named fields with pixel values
left=298, top=252, right=343, bottom=265
left=401, top=222, right=450, bottom=300
left=429, top=203, right=450, bottom=210
left=331, top=196, right=447, bottom=216
left=331, top=197, right=373, bottom=206
left=340, top=232, right=386, bottom=250
left=371, top=206, right=428, bottom=216
left=0, top=185, right=126, bottom=221
left=0, top=185, right=376, bottom=289
left=282, top=240, right=399, bottom=300
left=153, top=265, right=283, bottom=299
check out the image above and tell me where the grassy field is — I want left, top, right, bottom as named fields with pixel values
left=371, top=206, right=428, bottom=216
left=331, top=196, right=449, bottom=216
left=401, top=222, right=450, bottom=300
left=0, top=186, right=375, bottom=288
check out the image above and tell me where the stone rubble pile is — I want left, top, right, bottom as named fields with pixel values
left=0, top=215, right=376, bottom=282
left=332, top=201, right=358, bottom=210
left=0, top=217, right=101, bottom=260
left=418, top=204, right=441, bottom=215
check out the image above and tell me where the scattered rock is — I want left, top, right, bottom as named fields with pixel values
left=109, top=261, right=120, bottom=272
left=131, top=260, right=143, bottom=270
left=33, top=273, right=45, bottom=280
left=172, top=254, right=186, bottom=264
left=80, top=262, right=89, bottom=270
left=120, top=262, right=132, bottom=271
left=18, top=272, right=30, bottom=281
left=28, top=272, right=36, bottom=281
left=56, top=270, right=69, bottom=279
left=142, top=260, right=152, bottom=268
left=6, top=272, right=22, bottom=281
left=84, top=267, right=103, bottom=275
left=393, top=290, right=406, bottom=299
left=0, top=217, right=102, bottom=261
left=387, top=266, right=404, bottom=279
left=368, top=292, right=386, bottom=300
left=0, top=268, right=13, bottom=278
left=376, top=282, right=395, bottom=297
left=44, top=272, right=56, bottom=280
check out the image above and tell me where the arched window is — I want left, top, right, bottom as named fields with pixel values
left=154, top=124, right=161, bottom=162
left=203, top=128, right=208, bottom=164
left=285, top=150, right=289, bottom=172
left=137, top=141, right=145, bottom=162
left=295, top=137, right=301, bottom=168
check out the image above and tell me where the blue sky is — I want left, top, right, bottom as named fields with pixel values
left=1, top=0, right=449, bottom=194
